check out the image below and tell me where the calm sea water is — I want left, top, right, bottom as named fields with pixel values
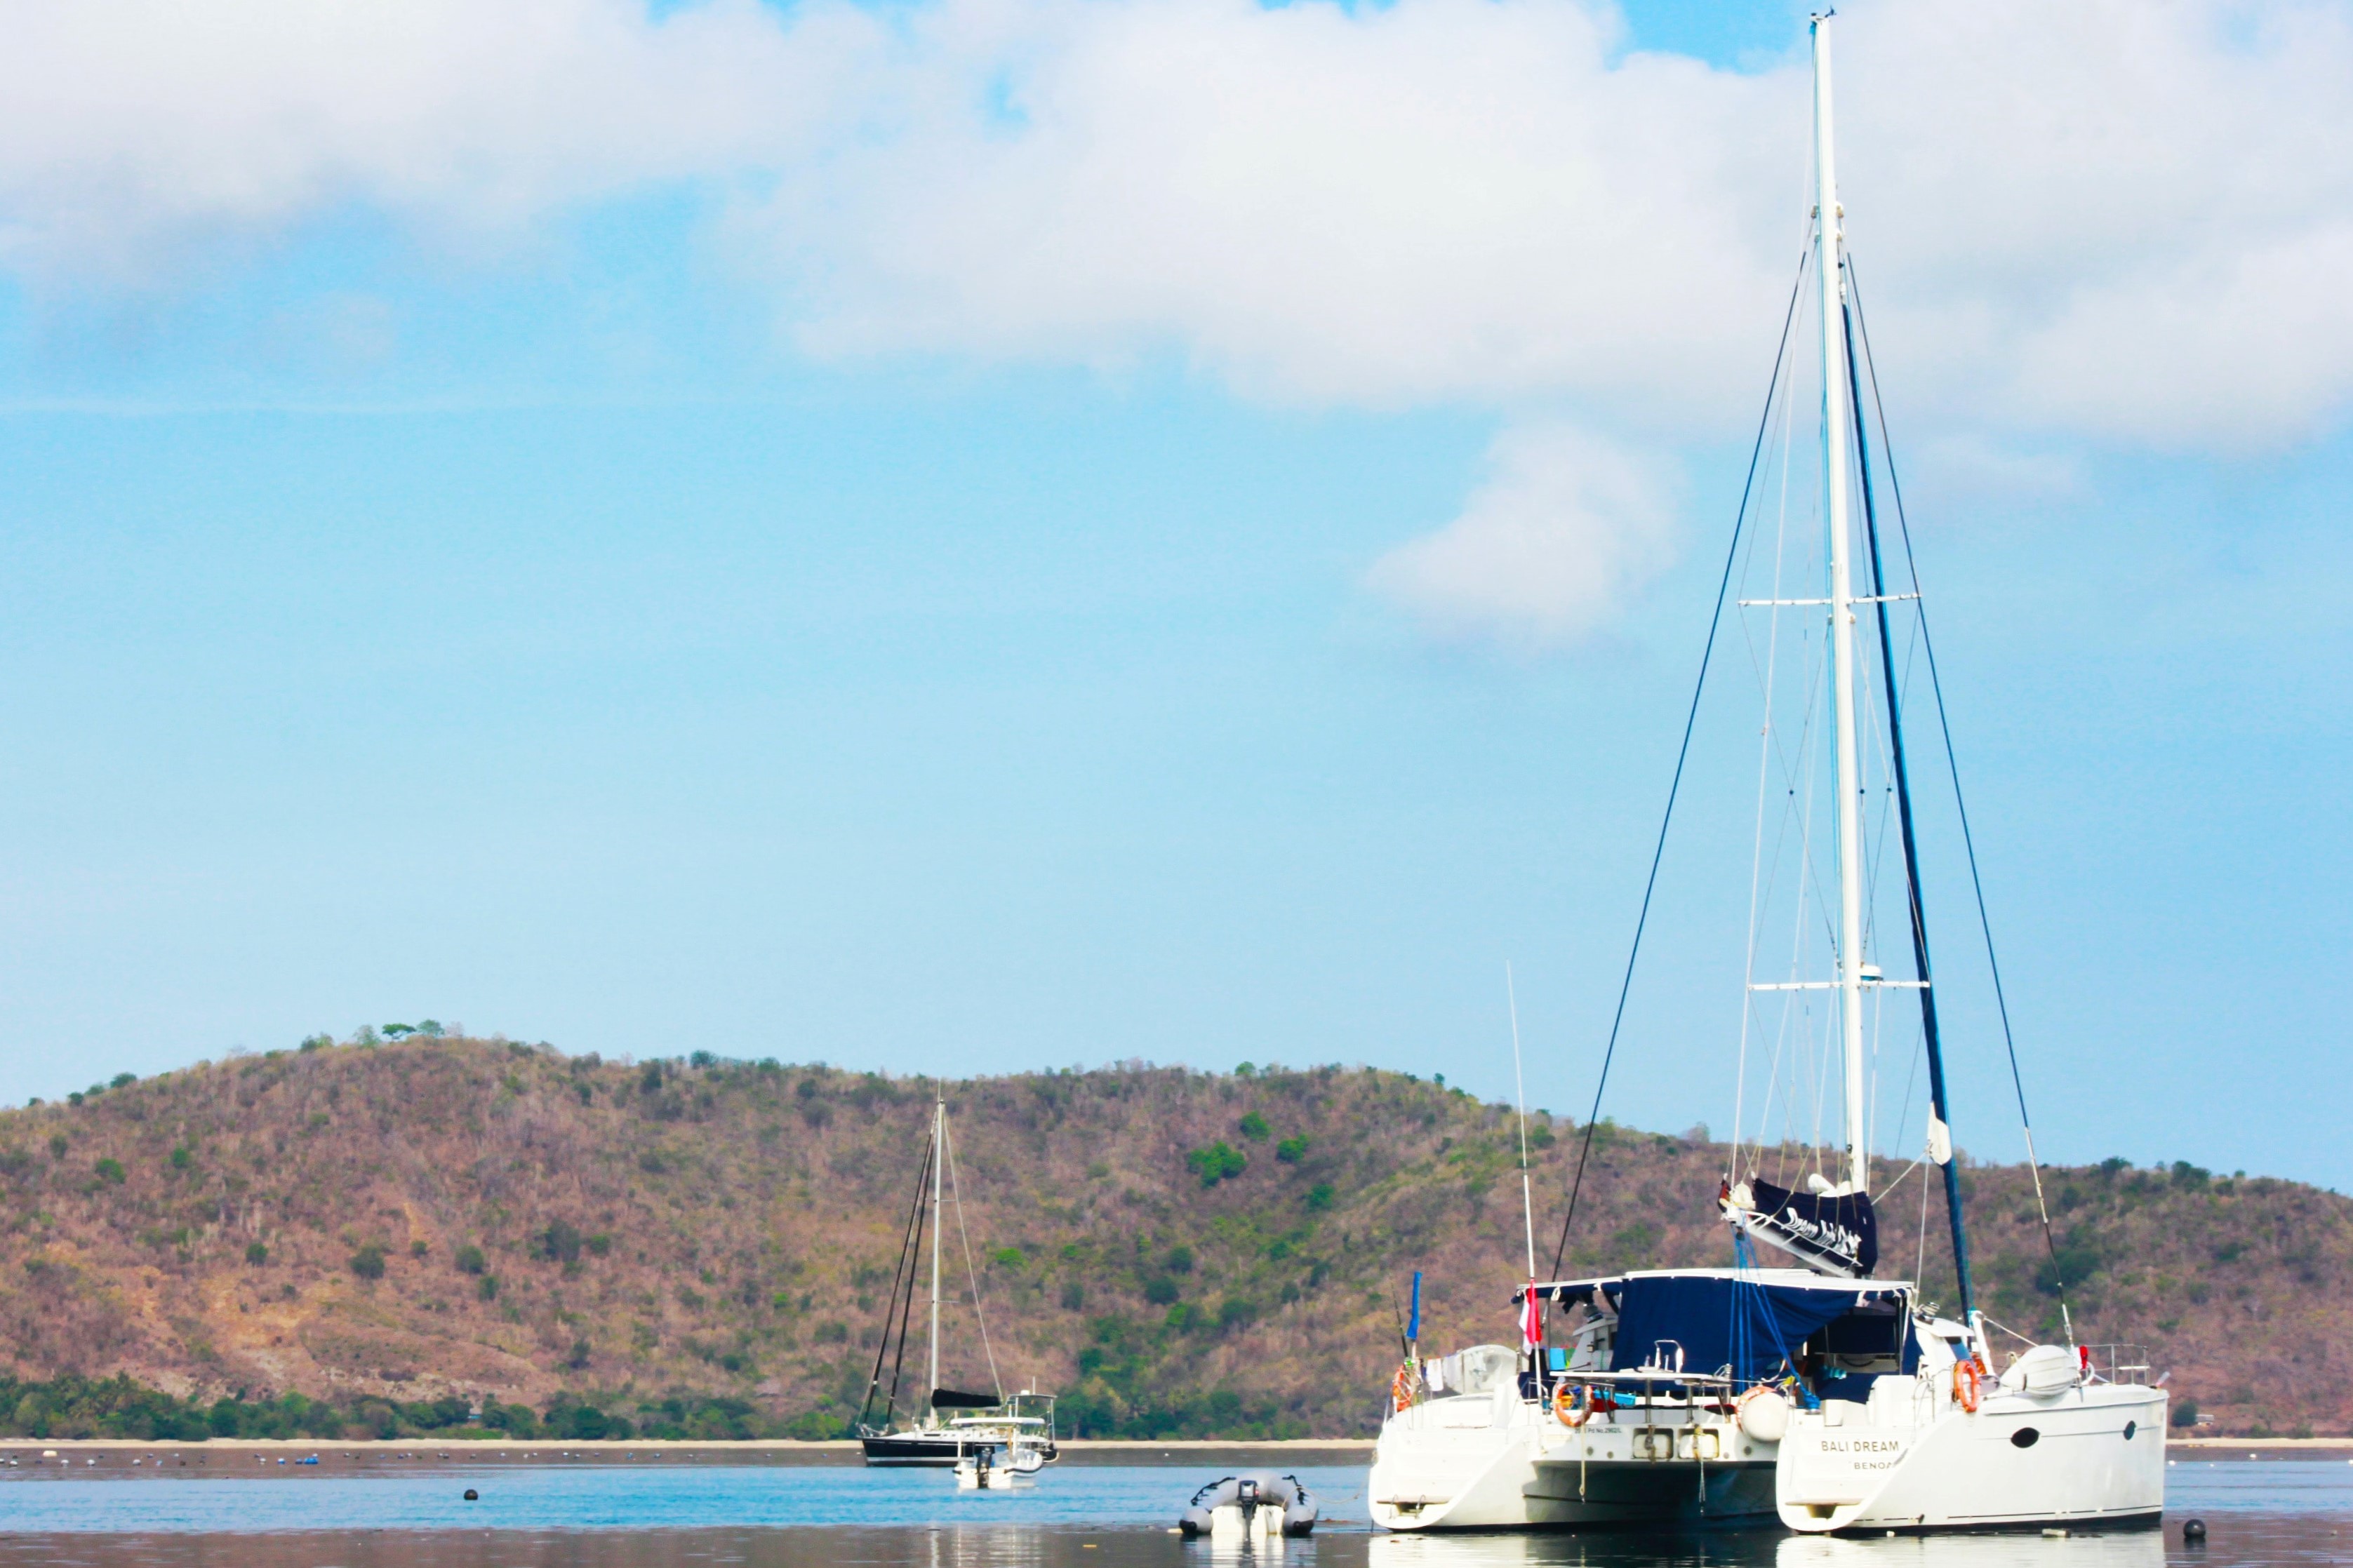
left=0, top=1453, right=2341, bottom=1568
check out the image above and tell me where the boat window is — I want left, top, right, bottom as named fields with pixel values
left=2011, top=1428, right=2040, bottom=1449
left=1813, top=1308, right=1915, bottom=1376
left=1448, top=1344, right=1519, bottom=1396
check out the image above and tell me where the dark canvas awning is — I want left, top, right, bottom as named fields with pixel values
left=1610, top=1273, right=1905, bottom=1382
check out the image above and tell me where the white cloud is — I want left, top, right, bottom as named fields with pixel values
left=1906, top=434, right=2082, bottom=505
left=752, top=0, right=1792, bottom=424
left=0, top=0, right=872, bottom=282
left=4, top=0, right=2348, bottom=449
left=2010, top=222, right=2353, bottom=449
left=1, top=0, right=2351, bottom=639
left=1364, top=422, right=1672, bottom=648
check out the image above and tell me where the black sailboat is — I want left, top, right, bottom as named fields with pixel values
left=856, top=1091, right=1058, bottom=1469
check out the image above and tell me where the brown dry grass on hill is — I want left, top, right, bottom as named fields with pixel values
left=0, top=1036, right=2343, bottom=1437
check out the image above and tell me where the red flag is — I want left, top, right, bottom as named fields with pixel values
left=1521, top=1284, right=1541, bottom=1349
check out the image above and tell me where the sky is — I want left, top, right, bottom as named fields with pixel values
left=0, top=0, right=2347, bottom=1195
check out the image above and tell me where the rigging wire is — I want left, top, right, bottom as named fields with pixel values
left=1547, top=250, right=1810, bottom=1280
left=940, top=1110, right=1007, bottom=1400
left=867, top=1128, right=935, bottom=1428
left=1731, top=253, right=1810, bottom=1182
left=1848, top=258, right=2072, bottom=1342
left=859, top=1132, right=931, bottom=1428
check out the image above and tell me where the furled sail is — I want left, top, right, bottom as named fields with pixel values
left=930, top=1387, right=1004, bottom=1410
left=1720, top=1178, right=1877, bottom=1278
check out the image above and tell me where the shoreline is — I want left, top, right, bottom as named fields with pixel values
left=0, top=1437, right=1377, bottom=1454
left=4, top=1435, right=2342, bottom=1456
left=2166, top=1437, right=2353, bottom=1451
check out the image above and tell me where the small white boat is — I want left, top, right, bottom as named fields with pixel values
left=1180, top=1473, right=1319, bottom=1538
left=952, top=1445, right=1024, bottom=1490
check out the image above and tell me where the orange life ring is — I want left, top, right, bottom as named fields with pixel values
left=1552, top=1381, right=1590, bottom=1428
left=1392, top=1365, right=1415, bottom=1413
left=1952, top=1357, right=1983, bottom=1414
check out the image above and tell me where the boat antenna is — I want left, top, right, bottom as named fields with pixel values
left=1507, top=962, right=1537, bottom=1280
left=1546, top=250, right=1808, bottom=1279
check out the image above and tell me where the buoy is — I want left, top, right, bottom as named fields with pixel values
left=464, top=1489, right=480, bottom=1501
left=2183, top=1519, right=2207, bottom=1543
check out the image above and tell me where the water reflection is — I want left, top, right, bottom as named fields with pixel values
left=0, top=1461, right=2338, bottom=1568
left=1775, top=1531, right=2164, bottom=1568
left=1371, top=1529, right=1780, bottom=1568
left=1364, top=1524, right=2294, bottom=1568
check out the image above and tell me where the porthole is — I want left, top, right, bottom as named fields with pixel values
left=2124, top=1421, right=2137, bottom=1440
left=2011, top=1427, right=2040, bottom=1449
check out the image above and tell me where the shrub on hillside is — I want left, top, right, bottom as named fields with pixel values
left=535, top=1219, right=584, bottom=1265
left=1185, top=1141, right=1246, bottom=1188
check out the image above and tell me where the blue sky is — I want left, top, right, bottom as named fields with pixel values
left=0, top=0, right=2347, bottom=1195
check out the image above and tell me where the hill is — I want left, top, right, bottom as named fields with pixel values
left=0, top=1036, right=2344, bottom=1440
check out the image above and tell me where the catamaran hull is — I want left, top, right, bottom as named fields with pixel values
left=1777, top=1384, right=2166, bottom=1532
left=1370, top=1398, right=1778, bottom=1532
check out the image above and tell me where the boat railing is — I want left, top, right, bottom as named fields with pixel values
left=1573, top=1369, right=1740, bottom=1388
left=2079, top=1344, right=2152, bottom=1385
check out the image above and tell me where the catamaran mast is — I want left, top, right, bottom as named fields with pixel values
left=928, top=1090, right=943, bottom=1425
left=1813, top=11, right=1868, bottom=1198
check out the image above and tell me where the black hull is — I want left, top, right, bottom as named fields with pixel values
left=860, top=1433, right=992, bottom=1468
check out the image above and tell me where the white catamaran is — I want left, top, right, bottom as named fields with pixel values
left=1754, top=15, right=2163, bottom=1530
left=857, top=1091, right=1059, bottom=1470
left=1373, top=12, right=2163, bottom=1534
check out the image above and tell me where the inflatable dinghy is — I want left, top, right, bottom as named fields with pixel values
left=1178, top=1473, right=1317, bottom=1538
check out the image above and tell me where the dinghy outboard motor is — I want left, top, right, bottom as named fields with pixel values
left=1178, top=1473, right=1317, bottom=1538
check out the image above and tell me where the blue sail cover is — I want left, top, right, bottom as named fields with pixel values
left=1608, top=1274, right=1902, bottom=1382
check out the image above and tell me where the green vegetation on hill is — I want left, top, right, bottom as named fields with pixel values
left=0, top=1372, right=824, bottom=1442
left=0, top=1038, right=2342, bottom=1438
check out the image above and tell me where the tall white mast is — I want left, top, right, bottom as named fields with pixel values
left=927, top=1090, right=943, bottom=1421
left=1813, top=11, right=1868, bottom=1197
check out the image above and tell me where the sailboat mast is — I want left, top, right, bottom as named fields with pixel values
left=928, top=1090, right=943, bottom=1422
left=1813, top=12, right=1868, bottom=1198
